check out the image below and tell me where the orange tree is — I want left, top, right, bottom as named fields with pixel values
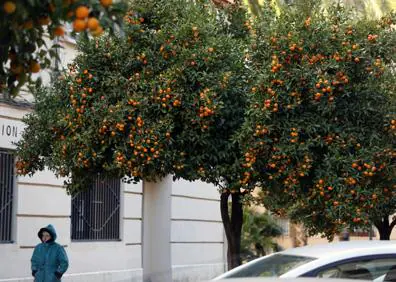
left=16, top=0, right=251, bottom=269
left=237, top=1, right=396, bottom=240
left=0, top=0, right=126, bottom=99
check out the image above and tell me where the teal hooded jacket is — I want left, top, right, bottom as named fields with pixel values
left=31, top=224, right=69, bottom=282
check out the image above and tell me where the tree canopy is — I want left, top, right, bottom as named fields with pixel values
left=16, top=0, right=250, bottom=193
left=238, top=1, right=396, bottom=239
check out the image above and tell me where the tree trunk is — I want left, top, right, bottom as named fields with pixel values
left=220, top=190, right=243, bottom=270
left=379, top=229, right=391, bottom=240
left=374, top=216, right=396, bottom=240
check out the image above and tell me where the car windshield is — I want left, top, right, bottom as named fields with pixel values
left=224, top=253, right=316, bottom=278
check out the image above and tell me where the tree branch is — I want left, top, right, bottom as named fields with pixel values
left=389, top=217, right=396, bottom=231
left=373, top=220, right=382, bottom=232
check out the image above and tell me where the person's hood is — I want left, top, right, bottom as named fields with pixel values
left=38, top=224, right=57, bottom=242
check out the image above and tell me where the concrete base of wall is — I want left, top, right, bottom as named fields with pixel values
left=0, top=264, right=223, bottom=282
left=172, top=263, right=225, bottom=282
left=0, top=269, right=143, bottom=282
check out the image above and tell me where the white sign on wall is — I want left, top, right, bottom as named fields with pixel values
left=0, top=117, right=26, bottom=149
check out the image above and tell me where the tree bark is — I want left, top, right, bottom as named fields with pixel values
left=220, top=190, right=243, bottom=270
left=374, top=216, right=395, bottom=240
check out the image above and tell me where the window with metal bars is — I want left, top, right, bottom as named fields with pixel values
left=71, top=175, right=120, bottom=241
left=0, top=151, right=14, bottom=243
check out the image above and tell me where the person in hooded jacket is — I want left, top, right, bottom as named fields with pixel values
left=31, top=224, right=69, bottom=281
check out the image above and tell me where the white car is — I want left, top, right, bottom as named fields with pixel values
left=210, top=279, right=370, bottom=282
left=213, top=241, right=396, bottom=281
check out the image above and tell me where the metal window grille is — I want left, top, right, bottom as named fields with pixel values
left=0, top=151, right=14, bottom=243
left=71, top=175, right=120, bottom=241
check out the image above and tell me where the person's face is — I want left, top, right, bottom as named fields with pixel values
left=41, top=231, right=51, bottom=243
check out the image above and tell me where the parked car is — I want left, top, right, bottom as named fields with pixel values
left=213, top=241, right=396, bottom=281
left=209, top=279, right=370, bottom=282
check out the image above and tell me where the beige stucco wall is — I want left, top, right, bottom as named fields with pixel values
left=276, top=225, right=396, bottom=251
left=171, top=179, right=226, bottom=281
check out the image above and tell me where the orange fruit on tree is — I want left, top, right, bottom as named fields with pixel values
left=73, top=19, right=86, bottom=32
left=87, top=17, right=99, bottom=31
left=10, top=61, right=23, bottom=74
left=38, top=16, right=51, bottom=25
left=53, top=25, right=65, bottom=37
left=91, top=26, right=103, bottom=37
left=29, top=61, right=41, bottom=73
left=100, top=0, right=112, bottom=7
left=3, top=1, right=16, bottom=14
left=75, top=6, right=89, bottom=19
left=23, top=20, right=34, bottom=29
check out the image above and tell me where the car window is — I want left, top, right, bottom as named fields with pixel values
left=316, top=257, right=396, bottom=281
left=224, top=254, right=316, bottom=278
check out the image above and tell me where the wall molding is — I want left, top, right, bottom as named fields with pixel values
left=20, top=245, right=68, bottom=249
left=171, top=218, right=222, bottom=223
left=0, top=115, right=22, bottom=121
left=171, top=241, right=224, bottom=244
left=123, top=217, right=142, bottom=220
left=125, top=243, right=142, bottom=246
left=171, top=194, right=220, bottom=202
left=124, top=190, right=143, bottom=195
left=17, top=182, right=65, bottom=189
left=17, top=214, right=70, bottom=219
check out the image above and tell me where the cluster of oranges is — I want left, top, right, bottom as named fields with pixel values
left=3, top=0, right=112, bottom=37
left=265, top=152, right=293, bottom=180
left=289, top=128, right=299, bottom=143
left=15, top=159, right=29, bottom=175
left=315, top=179, right=332, bottom=198
left=69, top=64, right=177, bottom=173
left=153, top=87, right=182, bottom=110
left=239, top=148, right=260, bottom=185
left=124, top=11, right=144, bottom=25
left=64, top=67, right=171, bottom=173
left=8, top=50, right=41, bottom=75
left=271, top=152, right=311, bottom=184
left=350, top=148, right=395, bottom=187
left=2, top=0, right=118, bottom=90
left=68, top=70, right=95, bottom=118
left=197, top=88, right=217, bottom=131
left=72, top=5, right=103, bottom=36
left=125, top=132, right=164, bottom=171
left=296, top=155, right=313, bottom=177
left=387, top=119, right=396, bottom=134
left=253, top=124, right=268, bottom=137
left=270, top=54, right=282, bottom=73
